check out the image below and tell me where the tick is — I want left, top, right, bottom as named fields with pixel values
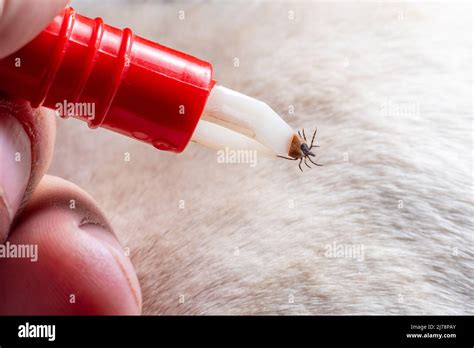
left=277, top=128, right=323, bottom=172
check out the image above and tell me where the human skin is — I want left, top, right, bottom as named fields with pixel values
left=0, top=0, right=142, bottom=315
left=1, top=0, right=472, bottom=315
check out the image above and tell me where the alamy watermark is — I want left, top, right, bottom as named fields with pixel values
left=381, top=99, right=420, bottom=118
left=0, top=241, right=38, bottom=262
left=217, top=147, right=258, bottom=168
left=55, top=100, right=95, bottom=119
left=324, top=241, right=365, bottom=261
left=18, top=322, right=55, bottom=341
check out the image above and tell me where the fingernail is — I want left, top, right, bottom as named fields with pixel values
left=0, top=111, right=32, bottom=241
left=80, top=223, right=142, bottom=314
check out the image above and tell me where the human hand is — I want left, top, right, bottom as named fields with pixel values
left=0, top=0, right=141, bottom=315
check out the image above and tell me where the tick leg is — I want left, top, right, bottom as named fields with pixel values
left=310, top=127, right=318, bottom=148
left=302, top=129, right=307, bottom=142
left=298, top=130, right=302, bottom=139
left=308, top=156, right=323, bottom=166
left=277, top=155, right=298, bottom=161
left=298, top=158, right=303, bottom=172
left=304, top=157, right=311, bottom=169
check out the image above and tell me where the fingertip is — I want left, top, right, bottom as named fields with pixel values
left=0, top=176, right=142, bottom=315
left=0, top=111, right=31, bottom=241
left=0, top=97, right=56, bottom=241
left=0, top=0, right=70, bottom=59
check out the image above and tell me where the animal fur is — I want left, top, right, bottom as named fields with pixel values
left=53, top=0, right=473, bottom=314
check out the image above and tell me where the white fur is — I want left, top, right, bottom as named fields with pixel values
left=55, top=0, right=473, bottom=314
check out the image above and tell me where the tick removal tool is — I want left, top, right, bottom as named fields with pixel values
left=0, top=7, right=321, bottom=170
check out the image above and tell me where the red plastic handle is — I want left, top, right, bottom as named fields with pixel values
left=0, top=7, right=215, bottom=153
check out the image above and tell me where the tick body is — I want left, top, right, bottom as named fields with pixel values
left=278, top=128, right=323, bottom=172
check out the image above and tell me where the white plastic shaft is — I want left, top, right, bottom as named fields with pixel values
left=191, top=120, right=273, bottom=155
left=192, top=85, right=295, bottom=156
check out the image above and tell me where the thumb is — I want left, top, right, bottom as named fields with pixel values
left=0, top=0, right=70, bottom=59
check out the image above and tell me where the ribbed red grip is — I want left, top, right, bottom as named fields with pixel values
left=0, top=7, right=215, bottom=153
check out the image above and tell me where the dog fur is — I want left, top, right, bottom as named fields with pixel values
left=54, top=0, right=473, bottom=314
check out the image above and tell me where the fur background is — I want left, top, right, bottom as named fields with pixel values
left=54, top=0, right=473, bottom=314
